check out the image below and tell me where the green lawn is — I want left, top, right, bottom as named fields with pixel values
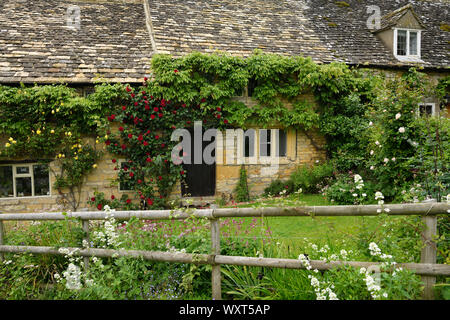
left=221, top=194, right=380, bottom=247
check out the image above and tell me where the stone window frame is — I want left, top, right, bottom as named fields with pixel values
left=417, top=102, right=437, bottom=117
left=0, top=163, right=51, bottom=199
left=117, top=160, right=133, bottom=192
left=393, top=28, right=421, bottom=61
left=233, top=128, right=289, bottom=165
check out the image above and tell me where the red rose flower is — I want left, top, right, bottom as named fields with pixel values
left=112, top=159, right=117, bottom=163
left=217, top=107, right=221, bottom=112
left=146, top=157, right=152, bottom=163
left=158, top=113, right=163, bottom=118
left=126, top=87, right=131, bottom=92
left=129, top=172, right=134, bottom=178
left=105, top=140, right=111, bottom=146
left=174, top=69, right=178, bottom=73
left=146, top=198, right=153, bottom=206
left=122, top=106, right=126, bottom=111
left=138, top=179, right=142, bottom=184
left=201, top=98, right=206, bottom=103
left=111, top=195, right=115, bottom=200
left=138, top=135, right=143, bottom=141
left=180, top=170, right=184, bottom=175
left=216, top=114, right=221, bottom=119
left=119, top=126, right=124, bottom=132
left=140, top=195, right=145, bottom=199
left=91, top=197, right=95, bottom=202
left=143, top=141, right=149, bottom=146
left=150, top=114, right=155, bottom=120
left=134, top=102, right=138, bottom=106
left=161, top=143, right=165, bottom=148
left=144, top=77, right=148, bottom=81
left=131, top=93, right=135, bottom=98
left=182, top=103, right=186, bottom=108
left=121, top=144, right=127, bottom=150
left=155, top=135, right=159, bottom=140
left=126, top=199, right=131, bottom=204
left=158, top=176, right=162, bottom=180
left=128, top=133, right=133, bottom=139
left=153, top=107, right=159, bottom=112
left=224, top=119, right=229, bottom=124
left=97, top=203, right=103, bottom=210
left=145, top=105, right=150, bottom=111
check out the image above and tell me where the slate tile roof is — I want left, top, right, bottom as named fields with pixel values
left=0, top=0, right=153, bottom=84
left=147, top=0, right=449, bottom=69
left=303, top=0, right=449, bottom=68
left=0, top=0, right=448, bottom=84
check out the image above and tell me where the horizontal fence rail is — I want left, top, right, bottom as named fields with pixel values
left=0, top=203, right=447, bottom=221
left=0, top=202, right=449, bottom=300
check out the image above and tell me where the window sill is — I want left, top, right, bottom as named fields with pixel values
left=0, top=195, right=53, bottom=200
left=394, top=55, right=424, bottom=63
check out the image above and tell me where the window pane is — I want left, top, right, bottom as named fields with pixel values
left=259, top=130, right=271, bottom=157
left=244, top=129, right=255, bottom=158
left=119, top=162, right=133, bottom=191
left=16, top=166, right=30, bottom=174
left=397, top=30, right=407, bottom=56
left=277, top=130, right=287, bottom=157
left=33, top=164, right=50, bottom=196
left=420, top=105, right=433, bottom=117
left=0, top=166, right=13, bottom=198
left=409, top=32, right=418, bottom=55
left=16, top=177, right=32, bottom=197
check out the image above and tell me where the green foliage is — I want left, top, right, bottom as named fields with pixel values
left=263, top=179, right=295, bottom=197
left=0, top=83, right=129, bottom=209
left=234, top=165, right=250, bottom=202
left=290, top=161, right=334, bottom=193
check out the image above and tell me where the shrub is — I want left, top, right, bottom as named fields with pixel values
left=290, top=162, right=334, bottom=194
left=234, top=165, right=250, bottom=202
left=323, top=173, right=376, bottom=205
left=263, top=179, right=295, bottom=197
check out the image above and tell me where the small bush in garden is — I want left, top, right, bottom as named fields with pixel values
left=234, top=165, right=250, bottom=202
left=290, top=161, right=334, bottom=193
left=322, top=173, right=376, bottom=205
left=263, top=179, right=295, bottom=197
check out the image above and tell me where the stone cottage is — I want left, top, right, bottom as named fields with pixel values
left=0, top=0, right=448, bottom=212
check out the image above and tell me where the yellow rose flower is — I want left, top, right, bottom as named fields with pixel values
left=50, top=130, right=55, bottom=134
left=92, top=164, right=98, bottom=168
left=36, top=129, right=41, bottom=135
left=5, top=143, right=10, bottom=148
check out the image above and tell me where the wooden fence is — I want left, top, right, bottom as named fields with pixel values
left=0, top=202, right=449, bottom=300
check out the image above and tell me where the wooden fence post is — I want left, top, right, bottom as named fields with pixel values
left=210, top=206, right=221, bottom=300
left=421, top=215, right=437, bottom=300
left=82, top=220, right=90, bottom=271
left=0, top=219, right=4, bottom=262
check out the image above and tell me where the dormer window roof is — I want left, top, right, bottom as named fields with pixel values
left=372, top=4, right=426, bottom=63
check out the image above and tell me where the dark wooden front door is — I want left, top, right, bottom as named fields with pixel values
left=181, top=129, right=216, bottom=197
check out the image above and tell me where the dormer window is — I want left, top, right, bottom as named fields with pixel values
left=394, top=29, right=421, bottom=59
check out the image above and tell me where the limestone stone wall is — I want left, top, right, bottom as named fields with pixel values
left=214, top=128, right=327, bottom=198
